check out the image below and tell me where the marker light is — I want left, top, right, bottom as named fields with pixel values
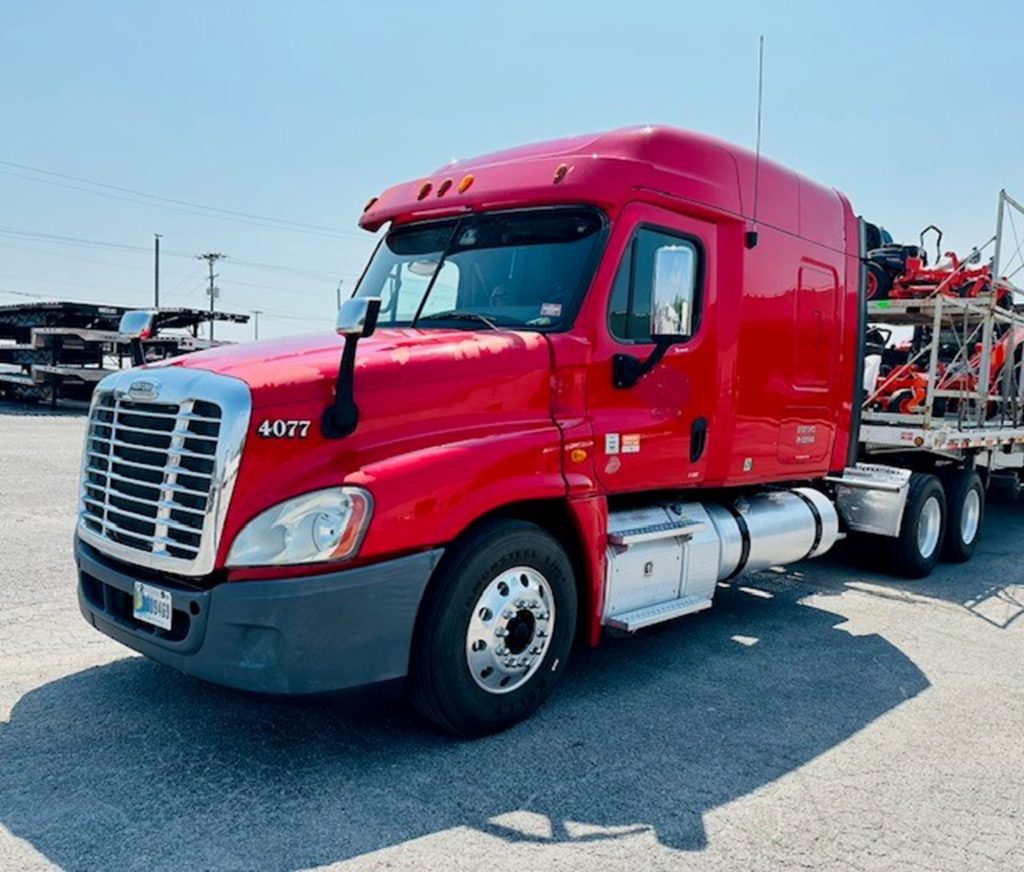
left=457, top=174, right=474, bottom=193
left=363, top=195, right=378, bottom=213
left=553, top=163, right=570, bottom=184
left=226, top=487, right=373, bottom=567
left=417, top=182, right=433, bottom=200
left=437, top=178, right=453, bottom=197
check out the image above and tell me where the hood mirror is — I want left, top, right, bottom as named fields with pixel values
left=336, top=296, right=381, bottom=338
left=324, top=297, right=381, bottom=438
left=118, top=310, right=157, bottom=366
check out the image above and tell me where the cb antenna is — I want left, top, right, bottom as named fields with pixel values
left=746, top=34, right=765, bottom=250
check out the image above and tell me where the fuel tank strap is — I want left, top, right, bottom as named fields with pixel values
left=790, top=489, right=824, bottom=559
left=722, top=504, right=751, bottom=580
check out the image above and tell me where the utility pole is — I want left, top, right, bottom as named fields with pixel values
left=336, top=279, right=344, bottom=311
left=196, top=252, right=226, bottom=341
left=251, top=309, right=263, bottom=340
left=154, top=233, right=162, bottom=309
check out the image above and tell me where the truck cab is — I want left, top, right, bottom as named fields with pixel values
left=76, top=126, right=864, bottom=734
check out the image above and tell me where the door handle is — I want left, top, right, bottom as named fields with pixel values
left=690, top=417, right=708, bottom=462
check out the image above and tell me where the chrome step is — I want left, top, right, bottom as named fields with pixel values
left=604, top=595, right=713, bottom=632
left=608, top=519, right=706, bottom=547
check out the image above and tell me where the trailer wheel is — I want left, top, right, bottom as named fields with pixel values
left=889, top=473, right=946, bottom=578
left=409, top=519, right=577, bottom=736
left=939, top=469, right=984, bottom=563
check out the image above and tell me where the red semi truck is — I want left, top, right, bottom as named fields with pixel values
left=75, top=126, right=1024, bottom=734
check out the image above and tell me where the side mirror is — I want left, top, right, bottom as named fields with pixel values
left=323, top=297, right=382, bottom=438
left=650, top=245, right=695, bottom=340
left=118, top=310, right=156, bottom=367
left=336, top=297, right=381, bottom=338
left=613, top=244, right=696, bottom=390
left=118, top=310, right=156, bottom=339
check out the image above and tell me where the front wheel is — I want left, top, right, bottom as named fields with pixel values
left=409, top=519, right=577, bottom=736
left=888, top=472, right=946, bottom=578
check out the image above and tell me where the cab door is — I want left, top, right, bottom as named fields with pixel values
left=584, top=202, right=719, bottom=493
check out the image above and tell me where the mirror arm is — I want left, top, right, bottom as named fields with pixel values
left=613, top=337, right=676, bottom=389
left=321, top=334, right=361, bottom=439
left=129, top=337, right=146, bottom=367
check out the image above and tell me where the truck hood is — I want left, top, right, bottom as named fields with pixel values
left=168, top=328, right=551, bottom=401
left=160, top=328, right=558, bottom=562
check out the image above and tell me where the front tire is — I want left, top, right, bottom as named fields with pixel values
left=889, top=472, right=946, bottom=578
left=940, top=469, right=984, bottom=562
left=409, top=519, right=577, bottom=736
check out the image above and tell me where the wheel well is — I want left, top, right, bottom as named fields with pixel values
left=449, top=500, right=591, bottom=643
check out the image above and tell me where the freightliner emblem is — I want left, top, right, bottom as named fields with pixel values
left=126, top=379, right=159, bottom=401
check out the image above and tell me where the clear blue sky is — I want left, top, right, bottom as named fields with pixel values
left=2, top=0, right=1022, bottom=340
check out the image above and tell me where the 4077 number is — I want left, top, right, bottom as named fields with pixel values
left=256, top=419, right=311, bottom=439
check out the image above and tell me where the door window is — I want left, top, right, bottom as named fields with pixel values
left=608, top=228, right=701, bottom=342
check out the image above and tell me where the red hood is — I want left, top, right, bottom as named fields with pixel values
left=156, top=328, right=558, bottom=565
left=168, top=328, right=548, bottom=400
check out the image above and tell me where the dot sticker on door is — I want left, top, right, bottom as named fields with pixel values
left=621, top=434, right=641, bottom=454
left=605, top=433, right=620, bottom=454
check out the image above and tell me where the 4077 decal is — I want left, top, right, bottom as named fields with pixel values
left=256, top=419, right=311, bottom=438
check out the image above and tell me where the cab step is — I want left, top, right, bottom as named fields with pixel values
left=604, top=595, right=713, bottom=632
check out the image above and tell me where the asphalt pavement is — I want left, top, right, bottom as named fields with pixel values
left=1, top=407, right=1021, bottom=871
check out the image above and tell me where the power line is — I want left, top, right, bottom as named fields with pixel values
left=0, top=158, right=366, bottom=240
left=0, top=225, right=353, bottom=281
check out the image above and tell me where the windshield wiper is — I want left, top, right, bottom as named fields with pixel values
left=417, top=310, right=501, bottom=330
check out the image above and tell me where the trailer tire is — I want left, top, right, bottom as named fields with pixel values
left=409, top=519, right=577, bottom=736
left=889, top=473, right=946, bottom=578
left=939, top=469, right=984, bottom=563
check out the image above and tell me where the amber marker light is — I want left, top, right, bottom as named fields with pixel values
left=457, top=174, right=474, bottom=193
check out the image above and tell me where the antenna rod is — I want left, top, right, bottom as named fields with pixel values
left=749, top=37, right=765, bottom=248
left=752, top=34, right=765, bottom=228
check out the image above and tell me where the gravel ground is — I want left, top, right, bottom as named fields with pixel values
left=0, top=408, right=1021, bottom=871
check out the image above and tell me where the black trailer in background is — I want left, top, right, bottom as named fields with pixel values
left=0, top=301, right=249, bottom=407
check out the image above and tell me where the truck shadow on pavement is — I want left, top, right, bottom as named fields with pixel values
left=0, top=577, right=928, bottom=871
left=824, top=495, right=1024, bottom=629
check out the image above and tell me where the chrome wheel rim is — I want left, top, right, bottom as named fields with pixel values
left=961, top=488, right=981, bottom=544
left=466, top=566, right=555, bottom=694
left=917, top=495, right=942, bottom=559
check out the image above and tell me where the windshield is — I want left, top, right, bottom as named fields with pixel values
left=354, top=207, right=606, bottom=330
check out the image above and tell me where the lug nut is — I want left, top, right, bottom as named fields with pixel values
left=494, top=627, right=508, bottom=638
left=502, top=608, right=515, bottom=619
left=536, top=630, right=548, bottom=638
left=496, top=646, right=507, bottom=656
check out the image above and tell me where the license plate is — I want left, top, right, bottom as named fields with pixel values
left=133, top=582, right=173, bottom=630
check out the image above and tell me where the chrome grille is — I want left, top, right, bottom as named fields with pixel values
left=81, top=395, right=222, bottom=561
left=77, top=368, right=252, bottom=576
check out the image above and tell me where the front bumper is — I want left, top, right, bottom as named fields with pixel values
left=75, top=537, right=444, bottom=695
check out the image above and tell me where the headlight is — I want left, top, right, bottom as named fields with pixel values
left=226, top=487, right=372, bottom=567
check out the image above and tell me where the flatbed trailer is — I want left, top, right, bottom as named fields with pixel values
left=0, top=302, right=248, bottom=406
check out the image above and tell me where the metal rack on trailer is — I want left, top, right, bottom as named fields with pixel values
left=831, top=191, right=1024, bottom=574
